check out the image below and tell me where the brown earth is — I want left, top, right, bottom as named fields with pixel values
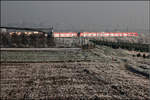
left=1, top=62, right=149, bottom=100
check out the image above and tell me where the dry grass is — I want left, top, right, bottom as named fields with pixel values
left=1, top=62, right=149, bottom=99
left=0, top=44, right=150, bottom=99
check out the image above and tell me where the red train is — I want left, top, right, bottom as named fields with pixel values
left=53, top=32, right=138, bottom=37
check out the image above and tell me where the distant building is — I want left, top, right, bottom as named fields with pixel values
left=8, top=31, right=42, bottom=35
left=33, top=31, right=39, bottom=34
left=0, top=28, right=7, bottom=33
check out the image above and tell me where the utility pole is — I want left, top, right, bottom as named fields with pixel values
left=126, top=25, right=128, bottom=32
left=149, top=44, right=150, bottom=97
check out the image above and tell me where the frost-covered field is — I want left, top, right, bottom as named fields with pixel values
left=1, top=46, right=150, bottom=99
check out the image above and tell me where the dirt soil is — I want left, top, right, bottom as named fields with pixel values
left=1, top=62, right=149, bottom=100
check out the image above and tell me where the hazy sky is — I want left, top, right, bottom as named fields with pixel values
left=1, top=1, right=149, bottom=32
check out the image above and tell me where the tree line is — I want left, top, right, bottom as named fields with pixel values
left=90, top=40, right=149, bottom=52
left=0, top=32, right=55, bottom=48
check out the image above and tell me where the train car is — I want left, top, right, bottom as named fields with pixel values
left=80, top=32, right=138, bottom=37
left=54, top=32, right=77, bottom=37
left=80, top=32, right=97, bottom=37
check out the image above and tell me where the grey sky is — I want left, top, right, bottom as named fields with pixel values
left=1, top=1, right=149, bottom=32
